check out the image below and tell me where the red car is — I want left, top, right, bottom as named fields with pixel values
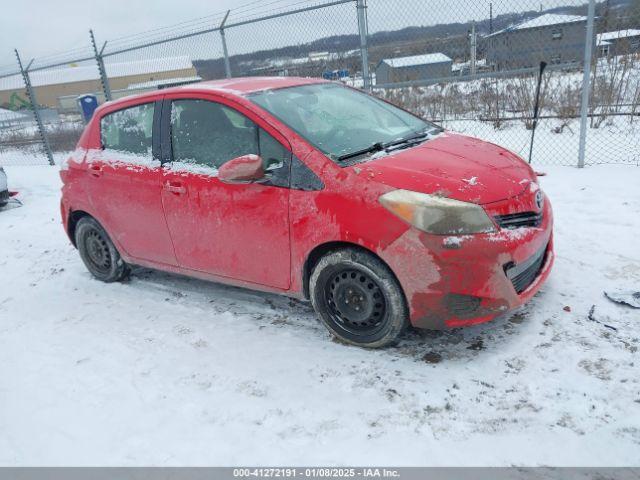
left=60, top=77, right=553, bottom=348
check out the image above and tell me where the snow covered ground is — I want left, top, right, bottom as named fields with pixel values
left=0, top=164, right=639, bottom=466
left=442, top=117, right=640, bottom=167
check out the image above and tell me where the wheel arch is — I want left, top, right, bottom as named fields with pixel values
left=67, top=209, right=93, bottom=247
left=302, top=241, right=403, bottom=301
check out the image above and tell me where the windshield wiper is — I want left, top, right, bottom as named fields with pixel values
left=336, top=127, right=442, bottom=162
left=384, top=128, right=440, bottom=151
left=336, top=142, right=385, bottom=161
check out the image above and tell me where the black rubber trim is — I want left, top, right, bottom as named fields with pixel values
left=291, top=155, right=324, bottom=191
left=504, top=244, right=548, bottom=294
left=152, top=99, right=163, bottom=163
left=495, top=211, right=543, bottom=229
left=159, top=98, right=172, bottom=165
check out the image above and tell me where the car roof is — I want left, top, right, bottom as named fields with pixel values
left=97, top=76, right=330, bottom=113
left=180, top=76, right=329, bottom=94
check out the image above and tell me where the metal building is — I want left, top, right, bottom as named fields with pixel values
left=375, top=53, right=453, bottom=85
left=0, top=57, right=197, bottom=110
left=486, top=14, right=588, bottom=70
left=597, top=29, right=640, bottom=57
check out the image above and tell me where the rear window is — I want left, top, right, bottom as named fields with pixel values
left=100, top=103, right=154, bottom=156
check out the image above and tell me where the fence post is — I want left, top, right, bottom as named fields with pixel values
left=15, top=49, right=55, bottom=166
left=356, top=0, right=371, bottom=90
left=470, top=22, right=477, bottom=76
left=577, top=0, right=596, bottom=168
left=220, top=10, right=232, bottom=79
left=90, top=29, right=112, bottom=102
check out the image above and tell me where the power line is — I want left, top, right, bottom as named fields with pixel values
left=105, top=0, right=307, bottom=48
left=6, top=0, right=346, bottom=67
left=103, top=0, right=342, bottom=53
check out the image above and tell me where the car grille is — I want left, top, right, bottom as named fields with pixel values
left=495, top=212, right=542, bottom=229
left=444, top=294, right=481, bottom=318
left=504, top=245, right=547, bottom=294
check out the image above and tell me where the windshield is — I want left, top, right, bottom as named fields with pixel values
left=249, top=83, right=439, bottom=163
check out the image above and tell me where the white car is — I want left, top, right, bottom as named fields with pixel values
left=0, top=167, right=8, bottom=207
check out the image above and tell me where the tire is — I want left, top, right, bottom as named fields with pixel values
left=75, top=216, right=130, bottom=283
left=310, top=248, right=409, bottom=348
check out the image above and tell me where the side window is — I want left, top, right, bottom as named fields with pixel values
left=259, top=128, right=289, bottom=171
left=170, top=99, right=291, bottom=184
left=170, top=99, right=258, bottom=170
left=259, top=128, right=291, bottom=188
left=101, top=103, right=154, bottom=157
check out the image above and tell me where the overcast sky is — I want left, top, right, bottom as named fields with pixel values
left=0, top=0, right=258, bottom=67
left=0, top=0, right=588, bottom=70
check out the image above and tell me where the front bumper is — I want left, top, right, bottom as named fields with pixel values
left=380, top=196, right=554, bottom=330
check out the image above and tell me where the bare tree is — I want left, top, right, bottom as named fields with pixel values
left=590, top=47, right=637, bottom=128
left=506, top=73, right=550, bottom=130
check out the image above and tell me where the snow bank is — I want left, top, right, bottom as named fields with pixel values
left=0, top=164, right=639, bottom=466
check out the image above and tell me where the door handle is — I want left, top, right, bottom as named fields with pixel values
left=89, top=164, right=102, bottom=177
left=164, top=181, right=186, bottom=195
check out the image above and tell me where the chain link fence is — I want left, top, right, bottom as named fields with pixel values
left=0, top=0, right=638, bottom=167
left=369, top=0, right=640, bottom=167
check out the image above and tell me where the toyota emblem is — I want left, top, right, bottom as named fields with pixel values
left=535, top=190, right=544, bottom=210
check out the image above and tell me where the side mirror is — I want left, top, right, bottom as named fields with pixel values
left=218, top=155, right=265, bottom=184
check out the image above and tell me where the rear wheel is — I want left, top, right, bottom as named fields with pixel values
left=310, top=248, right=408, bottom=348
left=75, top=216, right=129, bottom=282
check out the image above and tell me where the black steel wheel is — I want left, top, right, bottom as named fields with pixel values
left=325, top=268, right=387, bottom=337
left=84, top=227, right=112, bottom=274
left=310, top=248, right=409, bottom=348
left=75, top=216, right=129, bottom=283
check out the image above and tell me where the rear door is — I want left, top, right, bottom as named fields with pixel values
left=86, top=100, right=177, bottom=266
left=159, top=95, right=291, bottom=289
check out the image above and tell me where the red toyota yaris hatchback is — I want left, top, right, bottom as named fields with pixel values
left=60, top=77, right=553, bottom=348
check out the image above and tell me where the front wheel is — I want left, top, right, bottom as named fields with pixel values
left=75, top=216, right=130, bottom=283
left=309, top=248, right=409, bottom=348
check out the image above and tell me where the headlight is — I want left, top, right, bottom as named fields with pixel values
left=379, top=189, right=496, bottom=235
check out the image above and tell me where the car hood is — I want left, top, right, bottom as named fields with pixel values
left=355, top=132, right=537, bottom=204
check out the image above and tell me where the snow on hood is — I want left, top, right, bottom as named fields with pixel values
left=354, top=132, right=537, bottom=205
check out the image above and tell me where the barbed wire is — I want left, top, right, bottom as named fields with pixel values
left=105, top=0, right=299, bottom=46
left=103, top=0, right=337, bottom=53
left=2, top=0, right=638, bottom=168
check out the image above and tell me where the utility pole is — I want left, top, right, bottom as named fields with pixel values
left=489, top=3, right=493, bottom=34
left=470, top=22, right=477, bottom=76
left=220, top=10, right=232, bottom=79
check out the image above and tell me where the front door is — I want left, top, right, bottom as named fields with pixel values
left=87, top=100, right=177, bottom=266
left=160, top=96, right=291, bottom=290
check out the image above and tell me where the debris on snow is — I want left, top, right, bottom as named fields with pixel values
left=422, top=351, right=443, bottom=364
left=604, top=290, right=640, bottom=309
left=588, top=305, right=618, bottom=331
left=1, top=163, right=639, bottom=466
